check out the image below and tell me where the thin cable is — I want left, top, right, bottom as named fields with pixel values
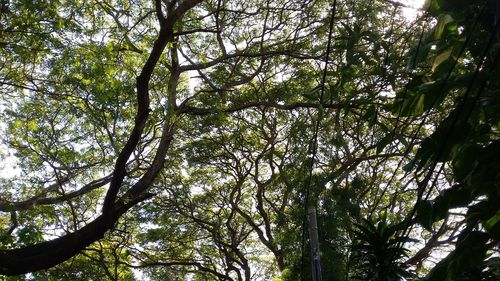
left=300, top=0, right=337, bottom=280
left=396, top=0, right=496, bottom=253
left=422, top=14, right=500, bottom=203
left=378, top=0, right=486, bottom=221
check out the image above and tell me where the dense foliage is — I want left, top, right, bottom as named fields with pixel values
left=0, top=0, right=499, bottom=280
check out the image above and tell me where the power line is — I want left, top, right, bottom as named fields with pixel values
left=300, top=0, right=337, bottom=280
left=395, top=0, right=496, bottom=256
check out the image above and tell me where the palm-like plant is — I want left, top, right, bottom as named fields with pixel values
left=350, top=217, right=414, bottom=281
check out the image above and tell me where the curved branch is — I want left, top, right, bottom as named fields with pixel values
left=0, top=174, right=112, bottom=212
left=102, top=0, right=203, bottom=212
left=0, top=0, right=202, bottom=275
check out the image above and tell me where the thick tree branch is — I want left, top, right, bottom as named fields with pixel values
left=103, top=0, right=202, bottom=212
left=0, top=0, right=202, bottom=275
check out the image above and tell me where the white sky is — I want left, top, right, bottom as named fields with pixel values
left=402, top=0, right=426, bottom=19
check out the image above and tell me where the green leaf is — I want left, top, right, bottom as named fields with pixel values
left=451, top=144, right=481, bottom=181
left=376, top=135, right=392, bottom=154
left=434, top=14, right=454, bottom=40
left=416, top=200, right=434, bottom=231
left=302, top=86, right=321, bottom=101
left=363, top=105, right=377, bottom=126
left=432, top=48, right=453, bottom=72
left=484, top=211, right=500, bottom=239
left=424, top=0, right=442, bottom=16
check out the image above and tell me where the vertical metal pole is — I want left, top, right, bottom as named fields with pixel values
left=308, top=206, right=322, bottom=281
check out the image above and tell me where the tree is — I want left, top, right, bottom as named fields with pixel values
left=394, top=0, right=500, bottom=279
left=1, top=0, right=499, bottom=280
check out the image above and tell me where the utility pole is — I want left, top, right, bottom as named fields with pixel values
left=308, top=206, right=322, bottom=281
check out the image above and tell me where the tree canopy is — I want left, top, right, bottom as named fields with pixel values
left=0, top=0, right=499, bottom=280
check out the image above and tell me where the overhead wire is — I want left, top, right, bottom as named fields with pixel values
left=331, top=0, right=495, bottom=268
left=300, top=0, right=337, bottom=279
left=394, top=0, right=496, bottom=257
left=371, top=0, right=483, bottom=225
left=301, top=0, right=492, bottom=277
left=298, top=0, right=429, bottom=278
left=422, top=8, right=500, bottom=203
